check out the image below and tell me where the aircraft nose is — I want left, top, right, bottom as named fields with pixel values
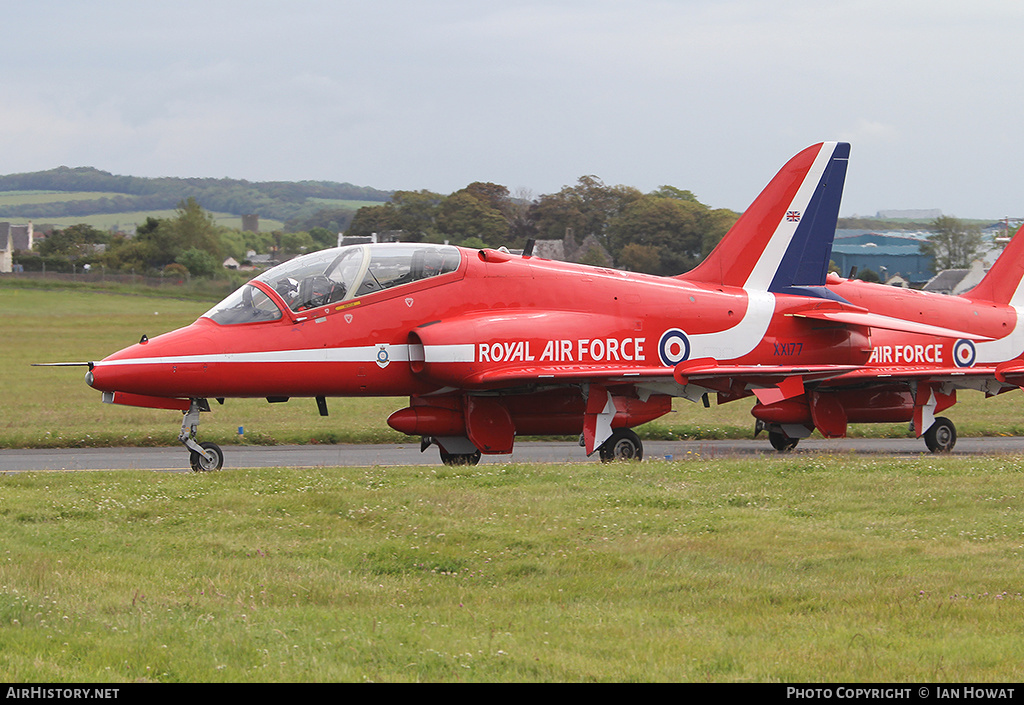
left=86, top=321, right=218, bottom=398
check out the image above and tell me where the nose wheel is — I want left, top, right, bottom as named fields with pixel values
left=180, top=399, right=224, bottom=471
left=190, top=442, right=224, bottom=472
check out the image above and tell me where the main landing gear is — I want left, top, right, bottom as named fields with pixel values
left=598, top=428, right=644, bottom=462
left=421, top=436, right=482, bottom=466
left=924, top=416, right=956, bottom=453
left=756, top=420, right=801, bottom=452
left=768, top=431, right=799, bottom=452
left=421, top=429, right=645, bottom=465
left=440, top=449, right=482, bottom=466
left=180, top=399, right=224, bottom=472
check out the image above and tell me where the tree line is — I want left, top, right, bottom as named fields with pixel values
left=0, top=166, right=391, bottom=226
left=14, top=196, right=990, bottom=285
left=5, top=164, right=996, bottom=281
left=12, top=174, right=744, bottom=278
left=16, top=198, right=340, bottom=278
left=347, top=178, right=740, bottom=276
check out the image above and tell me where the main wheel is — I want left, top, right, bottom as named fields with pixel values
left=924, top=417, right=956, bottom=453
left=768, top=431, right=799, bottom=452
left=190, top=442, right=224, bottom=472
left=440, top=449, right=482, bottom=466
left=598, top=428, right=643, bottom=462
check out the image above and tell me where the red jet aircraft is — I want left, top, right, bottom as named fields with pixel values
left=73, top=141, right=1018, bottom=470
left=749, top=221, right=1024, bottom=453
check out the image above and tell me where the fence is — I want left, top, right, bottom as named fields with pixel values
left=1, top=270, right=190, bottom=287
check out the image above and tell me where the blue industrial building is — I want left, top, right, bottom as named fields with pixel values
left=830, top=230, right=935, bottom=284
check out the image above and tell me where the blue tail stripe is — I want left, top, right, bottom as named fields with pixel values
left=769, top=142, right=850, bottom=294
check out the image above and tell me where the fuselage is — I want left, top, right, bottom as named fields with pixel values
left=87, top=242, right=1024, bottom=454
left=827, top=273, right=1024, bottom=370
left=88, top=243, right=881, bottom=403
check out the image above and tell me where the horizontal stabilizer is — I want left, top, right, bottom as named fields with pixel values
left=789, top=309, right=993, bottom=341
left=996, top=361, right=1024, bottom=386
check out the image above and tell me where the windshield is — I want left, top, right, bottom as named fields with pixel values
left=202, top=284, right=283, bottom=325
left=255, top=243, right=461, bottom=312
left=203, top=243, right=462, bottom=324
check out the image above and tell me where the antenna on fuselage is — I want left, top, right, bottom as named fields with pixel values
left=522, top=239, right=535, bottom=258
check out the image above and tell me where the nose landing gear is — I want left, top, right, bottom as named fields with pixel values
left=180, top=399, right=224, bottom=472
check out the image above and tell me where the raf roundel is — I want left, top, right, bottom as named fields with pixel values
left=658, top=328, right=691, bottom=367
left=952, top=339, right=976, bottom=368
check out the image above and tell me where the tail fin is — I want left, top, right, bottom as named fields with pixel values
left=963, top=224, right=1024, bottom=306
left=681, top=141, right=850, bottom=294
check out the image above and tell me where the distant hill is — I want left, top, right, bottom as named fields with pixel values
left=0, top=166, right=393, bottom=226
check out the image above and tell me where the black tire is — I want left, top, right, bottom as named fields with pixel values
left=924, top=417, right=956, bottom=453
left=598, top=428, right=643, bottom=462
left=190, top=442, right=224, bottom=472
left=768, top=431, right=799, bottom=452
left=440, top=449, right=482, bottom=466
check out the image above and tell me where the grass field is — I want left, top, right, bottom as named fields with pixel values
left=2, top=455, right=1024, bottom=681
left=0, top=191, right=120, bottom=206
left=0, top=190, right=387, bottom=233
left=0, top=209, right=287, bottom=234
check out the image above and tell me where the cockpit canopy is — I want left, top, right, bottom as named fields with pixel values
left=204, top=243, right=462, bottom=325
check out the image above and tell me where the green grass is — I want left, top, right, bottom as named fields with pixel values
left=2, top=456, right=1024, bottom=681
left=0, top=190, right=388, bottom=232
left=0, top=209, right=286, bottom=233
left=304, top=197, right=390, bottom=210
left=0, top=191, right=122, bottom=206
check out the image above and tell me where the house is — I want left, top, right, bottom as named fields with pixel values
left=9, top=222, right=33, bottom=251
left=922, top=260, right=988, bottom=296
left=0, top=225, right=11, bottom=273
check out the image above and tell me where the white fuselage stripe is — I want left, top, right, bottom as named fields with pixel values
left=687, top=290, right=776, bottom=362
left=976, top=307, right=1024, bottom=363
left=95, top=346, right=413, bottom=366
left=423, top=344, right=476, bottom=363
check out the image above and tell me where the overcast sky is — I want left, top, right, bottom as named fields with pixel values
left=3, top=0, right=1022, bottom=219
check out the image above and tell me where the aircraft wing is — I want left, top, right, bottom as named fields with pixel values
left=670, top=359, right=862, bottom=404
left=464, top=365, right=675, bottom=387
left=457, top=359, right=861, bottom=407
left=821, top=364, right=1010, bottom=395
left=671, top=359, right=861, bottom=383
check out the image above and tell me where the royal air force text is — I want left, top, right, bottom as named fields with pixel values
left=477, top=338, right=646, bottom=364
